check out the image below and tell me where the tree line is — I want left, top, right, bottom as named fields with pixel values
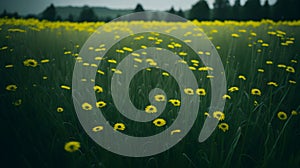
left=1, top=0, right=299, bottom=21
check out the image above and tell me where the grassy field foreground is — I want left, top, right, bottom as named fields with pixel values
left=1, top=18, right=300, bottom=167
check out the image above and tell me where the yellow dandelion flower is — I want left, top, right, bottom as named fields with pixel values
left=277, top=111, right=287, bottom=120
left=262, top=43, right=269, bottom=47
left=97, top=70, right=105, bottom=75
left=82, top=102, right=93, bottom=110
left=251, top=88, right=261, bottom=96
left=213, top=111, right=225, bottom=121
left=108, top=59, right=117, bottom=64
left=123, top=47, right=133, bottom=52
left=206, top=75, right=214, bottom=79
left=132, top=52, right=141, bottom=57
left=238, top=75, right=246, bottom=80
left=267, top=82, right=278, bottom=87
left=114, top=123, right=125, bottom=131
left=168, top=99, right=181, bottom=106
left=289, top=80, right=296, bottom=84
left=154, top=94, right=165, bottom=102
left=96, top=101, right=106, bottom=108
left=286, top=66, right=295, bottom=73
left=291, top=110, right=297, bottom=116
left=41, top=59, right=50, bottom=63
left=228, top=86, right=239, bottom=92
left=204, top=112, right=210, bottom=117
left=94, top=85, right=103, bottom=93
left=196, top=88, right=206, bottom=96
left=170, top=129, right=181, bottom=135
left=23, top=59, right=38, bottom=67
left=6, top=84, right=17, bottom=91
left=205, top=52, right=211, bottom=56
left=82, top=63, right=90, bottom=66
left=231, top=33, right=239, bottom=38
left=250, top=32, right=257, bottom=36
left=189, top=66, right=196, bottom=71
left=222, top=94, right=231, bottom=100
left=13, top=99, right=22, bottom=106
left=191, top=60, right=199, bottom=64
left=218, top=123, right=229, bottom=132
left=111, top=68, right=122, bottom=74
left=277, top=64, right=286, bottom=68
left=258, top=69, right=264, bottom=73
left=266, top=61, right=273, bottom=65
left=57, top=107, right=64, bottom=112
left=92, top=126, right=104, bottom=132
left=61, top=85, right=71, bottom=90
left=162, top=72, right=169, bottom=76
left=291, top=60, right=297, bottom=63
left=116, top=49, right=124, bottom=53
left=145, top=105, right=157, bottom=113
left=64, top=141, right=80, bottom=152
left=179, top=52, right=187, bottom=56
left=141, top=45, right=147, bottom=49
left=153, top=118, right=166, bottom=127
left=5, top=64, right=13, bottom=68
left=184, top=88, right=194, bottom=95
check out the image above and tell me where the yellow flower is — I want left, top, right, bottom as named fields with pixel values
left=64, top=141, right=80, bottom=152
left=266, top=61, right=273, bottom=65
left=96, top=101, right=106, bottom=108
left=277, top=111, right=287, bottom=120
left=94, top=85, right=103, bottom=93
left=291, top=60, right=297, bottom=63
left=196, top=88, right=206, bottom=96
left=145, top=105, right=157, bottom=113
left=123, top=47, right=133, bottom=52
left=267, top=82, right=278, bottom=87
left=251, top=88, right=261, bottom=96
left=238, top=75, right=246, bottom=80
left=5, top=64, right=13, bottom=68
left=23, top=59, right=38, bottom=67
left=206, top=75, right=214, bottom=79
left=222, top=94, right=231, bottom=100
left=213, top=111, right=225, bottom=121
left=289, top=80, right=296, bottom=84
left=13, top=99, right=22, bottom=106
left=108, top=59, right=117, bottom=64
left=6, top=84, right=17, bottom=91
left=154, top=94, right=165, bottom=102
left=82, top=102, right=93, bottom=110
left=258, top=69, right=264, bottom=73
left=228, top=86, right=239, bottom=92
left=168, top=99, right=181, bottom=106
left=184, top=88, right=194, bottom=95
left=254, top=100, right=258, bottom=106
left=204, top=112, right=210, bottom=117
left=286, top=66, right=295, bottom=73
left=162, top=72, right=169, bottom=76
left=114, top=123, right=125, bottom=131
left=170, top=129, right=181, bottom=135
left=291, top=110, right=298, bottom=116
left=218, top=123, right=229, bottom=132
left=41, top=59, right=50, bottom=63
left=277, top=64, right=286, bottom=68
left=231, top=33, right=240, bottom=38
left=92, top=126, right=104, bottom=132
left=60, top=85, right=71, bottom=90
left=153, top=118, right=166, bottom=127
left=57, top=107, right=64, bottom=112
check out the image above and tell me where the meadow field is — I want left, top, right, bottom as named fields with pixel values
left=1, top=18, right=300, bottom=167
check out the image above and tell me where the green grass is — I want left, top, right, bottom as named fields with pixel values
left=1, top=19, right=300, bottom=168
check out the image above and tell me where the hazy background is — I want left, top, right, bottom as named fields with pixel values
left=0, top=0, right=276, bottom=15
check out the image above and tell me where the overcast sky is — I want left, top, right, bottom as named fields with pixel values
left=0, top=0, right=276, bottom=15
